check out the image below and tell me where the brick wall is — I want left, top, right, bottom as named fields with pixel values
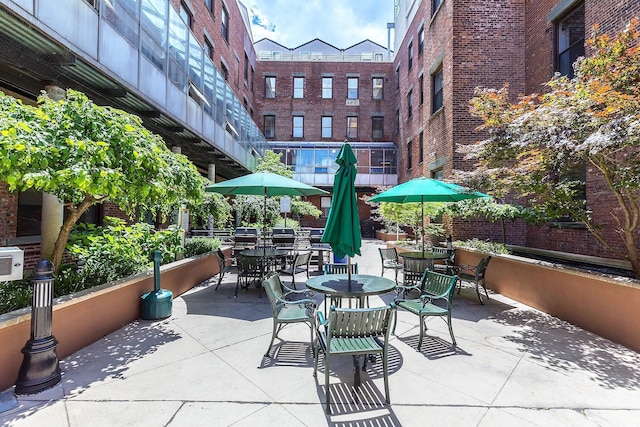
left=0, top=183, right=17, bottom=246
left=255, top=61, right=394, bottom=142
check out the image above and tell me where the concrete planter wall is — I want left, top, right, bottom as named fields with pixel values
left=0, top=250, right=223, bottom=392
left=387, top=242, right=640, bottom=353
left=455, top=248, right=640, bottom=353
left=375, top=230, right=408, bottom=242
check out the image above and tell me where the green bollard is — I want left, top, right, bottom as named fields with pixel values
left=140, top=251, right=173, bottom=320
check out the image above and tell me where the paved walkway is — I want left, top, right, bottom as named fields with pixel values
left=2, top=240, right=640, bottom=426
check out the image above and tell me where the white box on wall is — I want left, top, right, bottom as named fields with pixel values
left=0, top=247, right=24, bottom=281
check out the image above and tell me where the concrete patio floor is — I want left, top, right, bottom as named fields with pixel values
left=2, top=239, right=640, bottom=426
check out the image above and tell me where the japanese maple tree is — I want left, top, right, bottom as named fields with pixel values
left=463, top=19, right=640, bottom=277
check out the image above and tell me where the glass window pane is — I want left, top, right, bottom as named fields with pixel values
left=372, top=78, right=383, bottom=99
left=322, top=77, right=332, bottom=98
left=293, top=77, right=304, bottom=98
left=321, top=116, right=332, bottom=138
left=168, top=7, right=188, bottom=90
left=293, top=116, right=303, bottom=137
left=265, top=77, right=276, bottom=98
left=347, top=116, right=358, bottom=139
left=348, top=78, right=358, bottom=99
left=298, top=149, right=314, bottom=173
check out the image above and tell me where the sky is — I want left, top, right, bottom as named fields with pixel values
left=246, top=0, right=394, bottom=49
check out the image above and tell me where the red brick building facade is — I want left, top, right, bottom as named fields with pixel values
left=2, top=0, right=639, bottom=268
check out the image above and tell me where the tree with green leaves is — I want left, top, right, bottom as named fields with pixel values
left=187, top=176, right=232, bottom=229
left=0, top=90, right=204, bottom=272
left=463, top=19, right=640, bottom=277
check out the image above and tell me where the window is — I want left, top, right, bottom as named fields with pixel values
left=347, top=78, right=359, bottom=99
left=16, top=190, right=41, bottom=236
left=418, top=27, right=424, bottom=54
left=322, top=77, right=333, bottom=98
left=250, top=67, right=254, bottom=92
left=265, top=76, right=276, bottom=98
left=321, top=116, right=332, bottom=138
left=395, top=67, right=400, bottom=90
left=555, top=3, right=584, bottom=78
left=408, top=41, right=413, bottom=70
left=432, top=0, right=443, bottom=16
left=321, top=197, right=331, bottom=218
left=419, top=74, right=424, bottom=105
left=293, top=116, right=304, bottom=137
left=221, top=4, right=229, bottom=41
left=431, top=168, right=444, bottom=179
left=418, top=131, right=424, bottom=163
left=372, top=117, right=383, bottom=139
left=243, top=53, right=249, bottom=83
left=179, top=2, right=192, bottom=28
left=205, top=0, right=213, bottom=13
left=407, top=90, right=413, bottom=118
left=346, top=116, right=358, bottom=139
left=264, top=115, right=275, bottom=138
left=432, top=67, right=443, bottom=113
left=293, top=77, right=304, bottom=98
left=407, top=140, right=413, bottom=170
left=204, top=38, right=213, bottom=59
left=372, top=78, right=383, bottom=99
left=220, top=62, right=228, bottom=81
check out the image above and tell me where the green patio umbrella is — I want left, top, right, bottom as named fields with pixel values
left=321, top=142, right=361, bottom=281
left=369, top=177, right=489, bottom=255
left=205, top=171, right=328, bottom=258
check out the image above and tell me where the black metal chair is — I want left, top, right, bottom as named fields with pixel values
left=378, top=247, right=402, bottom=283
left=402, top=257, right=431, bottom=291
left=279, top=251, right=312, bottom=289
left=432, top=247, right=457, bottom=275
left=236, top=254, right=263, bottom=297
left=322, top=263, right=360, bottom=309
left=455, top=255, right=492, bottom=304
left=214, top=248, right=238, bottom=293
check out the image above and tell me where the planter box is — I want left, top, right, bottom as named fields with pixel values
left=386, top=242, right=640, bottom=353
left=455, top=248, right=640, bottom=353
left=0, top=249, right=224, bottom=392
left=376, top=230, right=408, bottom=242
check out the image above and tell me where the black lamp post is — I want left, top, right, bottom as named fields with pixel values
left=15, top=260, right=61, bottom=395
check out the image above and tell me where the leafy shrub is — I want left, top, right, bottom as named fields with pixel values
left=455, top=239, right=510, bottom=255
left=1, top=218, right=186, bottom=315
left=0, top=278, right=33, bottom=315
left=183, top=237, right=220, bottom=257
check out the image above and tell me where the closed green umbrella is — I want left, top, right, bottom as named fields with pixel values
left=321, top=143, right=361, bottom=281
left=369, top=177, right=489, bottom=255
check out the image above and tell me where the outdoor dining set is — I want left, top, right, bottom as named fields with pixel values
left=206, top=142, right=492, bottom=413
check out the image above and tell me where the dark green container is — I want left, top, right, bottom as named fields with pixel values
left=141, top=289, right=173, bottom=320
left=140, top=250, right=173, bottom=320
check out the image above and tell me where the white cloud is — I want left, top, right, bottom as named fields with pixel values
left=248, top=0, right=393, bottom=49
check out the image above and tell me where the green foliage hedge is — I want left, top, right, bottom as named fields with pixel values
left=0, top=218, right=219, bottom=315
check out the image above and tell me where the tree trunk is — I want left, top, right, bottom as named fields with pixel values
left=50, top=197, right=96, bottom=273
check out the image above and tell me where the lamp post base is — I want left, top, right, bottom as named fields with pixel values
left=15, top=336, right=61, bottom=395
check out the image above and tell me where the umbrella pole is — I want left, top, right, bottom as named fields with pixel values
left=421, top=195, right=425, bottom=257
left=263, top=191, right=267, bottom=277
left=347, top=256, right=352, bottom=282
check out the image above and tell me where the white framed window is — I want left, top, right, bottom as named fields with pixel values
left=265, top=76, right=276, bottom=98
left=347, top=78, right=359, bottom=99
left=321, top=116, right=332, bottom=138
left=322, top=77, right=333, bottom=98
